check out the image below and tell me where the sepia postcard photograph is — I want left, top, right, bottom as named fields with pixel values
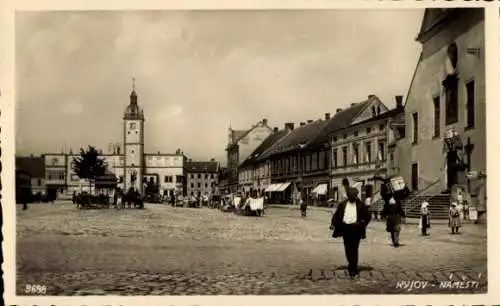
left=1, top=1, right=497, bottom=305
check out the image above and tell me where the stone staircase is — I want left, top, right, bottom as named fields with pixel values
left=402, top=193, right=451, bottom=220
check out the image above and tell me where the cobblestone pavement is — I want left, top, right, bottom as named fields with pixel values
left=16, top=202, right=487, bottom=295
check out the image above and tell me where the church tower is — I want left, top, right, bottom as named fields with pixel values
left=123, top=78, right=145, bottom=195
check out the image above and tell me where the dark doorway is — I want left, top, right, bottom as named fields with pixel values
left=447, top=150, right=458, bottom=190
left=411, top=163, right=418, bottom=191
left=365, top=184, right=373, bottom=198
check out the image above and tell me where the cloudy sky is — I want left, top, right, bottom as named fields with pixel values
left=16, top=10, right=423, bottom=163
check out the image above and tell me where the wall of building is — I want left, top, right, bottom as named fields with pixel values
left=398, top=15, right=485, bottom=193
left=186, top=172, right=217, bottom=197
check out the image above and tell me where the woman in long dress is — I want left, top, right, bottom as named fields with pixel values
left=382, top=197, right=405, bottom=247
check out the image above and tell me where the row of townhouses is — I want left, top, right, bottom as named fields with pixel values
left=223, top=8, right=487, bottom=212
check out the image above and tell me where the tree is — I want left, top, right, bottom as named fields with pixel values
left=72, top=146, right=106, bottom=194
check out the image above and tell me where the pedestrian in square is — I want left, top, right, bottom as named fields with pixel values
left=330, top=187, right=372, bottom=278
left=382, top=196, right=405, bottom=247
left=300, top=193, right=307, bottom=217
left=449, top=202, right=461, bottom=234
left=419, top=201, right=431, bottom=236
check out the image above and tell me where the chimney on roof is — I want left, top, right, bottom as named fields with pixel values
left=30, top=154, right=34, bottom=158
left=285, top=122, right=295, bottom=131
left=188, top=158, right=192, bottom=162
left=351, top=103, right=357, bottom=107
left=325, top=113, right=331, bottom=120
left=262, top=118, right=268, bottom=125
left=307, top=120, right=313, bottom=124
left=210, top=158, right=215, bottom=162
left=273, top=127, right=279, bottom=133
left=336, top=108, right=342, bottom=113
left=395, top=95, right=404, bottom=108
left=368, top=94, right=376, bottom=99
left=157, top=151, right=160, bottom=155
left=300, top=122, right=306, bottom=126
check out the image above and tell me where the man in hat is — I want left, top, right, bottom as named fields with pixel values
left=330, top=187, right=372, bottom=278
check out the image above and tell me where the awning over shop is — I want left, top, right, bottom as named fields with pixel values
left=275, top=182, right=291, bottom=192
left=265, top=184, right=279, bottom=192
left=312, top=183, right=328, bottom=195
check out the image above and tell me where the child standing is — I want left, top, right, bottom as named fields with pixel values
left=449, top=202, right=462, bottom=234
left=420, top=201, right=431, bottom=236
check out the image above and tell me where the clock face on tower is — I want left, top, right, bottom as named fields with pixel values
left=129, top=122, right=137, bottom=130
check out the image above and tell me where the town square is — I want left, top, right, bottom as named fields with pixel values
left=13, top=7, right=487, bottom=296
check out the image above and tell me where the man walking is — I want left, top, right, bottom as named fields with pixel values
left=330, top=187, right=371, bottom=278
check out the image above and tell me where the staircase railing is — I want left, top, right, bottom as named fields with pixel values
left=403, top=178, right=442, bottom=214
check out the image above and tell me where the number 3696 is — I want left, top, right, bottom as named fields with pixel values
left=25, top=284, right=47, bottom=295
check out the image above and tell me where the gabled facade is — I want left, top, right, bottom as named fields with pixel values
left=397, top=8, right=485, bottom=199
left=238, top=128, right=291, bottom=195
left=329, top=97, right=404, bottom=201
left=225, top=119, right=273, bottom=193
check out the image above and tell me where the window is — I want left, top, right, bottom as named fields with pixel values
left=372, top=106, right=376, bottom=117
left=205, top=183, right=208, bottom=188
left=411, top=163, right=419, bottom=191
left=433, top=97, right=440, bottom=138
left=333, top=149, right=338, bottom=168
left=342, top=147, right=348, bottom=166
left=353, top=144, right=359, bottom=165
left=164, top=176, right=173, bottom=183
left=198, top=174, right=202, bottom=179
left=198, top=183, right=201, bottom=188
left=364, top=142, right=372, bottom=163
left=343, top=133, right=347, bottom=139
left=211, top=174, right=214, bottom=179
left=119, top=176, right=124, bottom=183
left=324, top=150, right=328, bottom=170
left=379, top=124, right=385, bottom=131
left=466, top=80, right=475, bottom=128
left=312, top=153, right=318, bottom=170
left=354, top=130, right=358, bottom=137
left=377, top=106, right=381, bottom=115
left=333, top=136, right=337, bottom=142
left=205, top=174, right=209, bottom=179
left=191, top=183, right=194, bottom=188
left=444, top=74, right=459, bottom=125
left=377, top=141, right=385, bottom=162
left=366, top=127, right=371, bottom=134
left=305, top=155, right=311, bottom=171
left=412, top=112, right=419, bottom=144
left=176, top=175, right=183, bottom=184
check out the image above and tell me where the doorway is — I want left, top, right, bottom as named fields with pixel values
left=411, top=163, right=418, bottom=191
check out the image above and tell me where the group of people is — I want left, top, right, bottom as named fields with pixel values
left=328, top=177, right=473, bottom=278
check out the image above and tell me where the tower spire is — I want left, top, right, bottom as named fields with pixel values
left=132, top=77, right=136, bottom=92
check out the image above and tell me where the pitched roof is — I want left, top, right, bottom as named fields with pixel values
left=260, top=120, right=329, bottom=157
left=15, top=156, right=45, bottom=178
left=343, top=107, right=404, bottom=130
left=239, top=129, right=290, bottom=168
left=184, top=161, right=219, bottom=173
left=308, top=98, right=373, bottom=147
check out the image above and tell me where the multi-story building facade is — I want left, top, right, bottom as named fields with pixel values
left=184, top=160, right=219, bottom=197
left=329, top=96, right=404, bottom=201
left=396, top=8, right=485, bottom=205
left=226, top=119, right=273, bottom=193
left=40, top=82, right=186, bottom=197
left=238, top=127, right=290, bottom=196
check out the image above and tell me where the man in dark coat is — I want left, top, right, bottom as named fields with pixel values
left=330, top=187, right=372, bottom=278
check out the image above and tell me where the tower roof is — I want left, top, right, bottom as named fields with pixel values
left=124, top=78, right=144, bottom=120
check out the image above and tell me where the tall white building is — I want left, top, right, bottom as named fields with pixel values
left=42, top=81, right=186, bottom=197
